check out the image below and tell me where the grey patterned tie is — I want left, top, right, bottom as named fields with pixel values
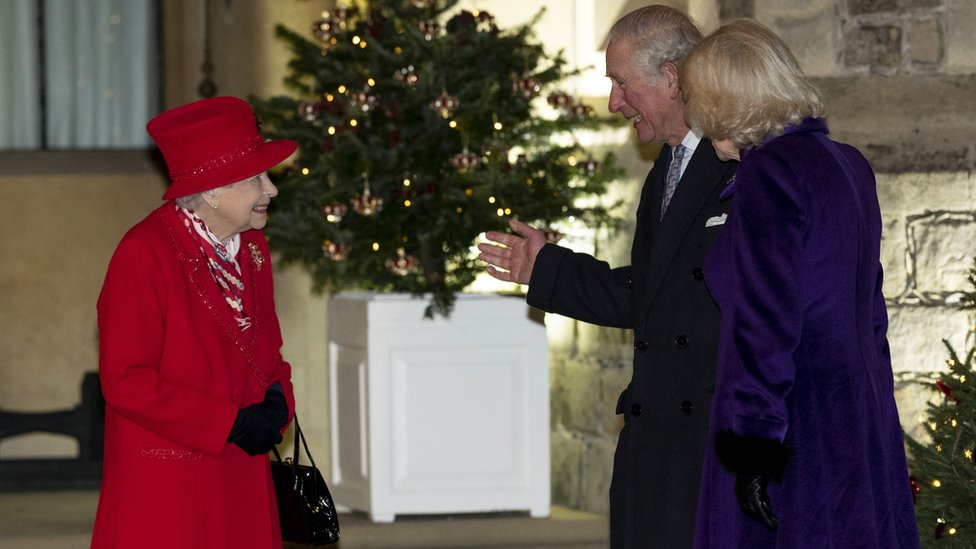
left=660, top=144, right=687, bottom=219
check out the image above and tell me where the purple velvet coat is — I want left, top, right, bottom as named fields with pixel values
left=693, top=119, right=919, bottom=548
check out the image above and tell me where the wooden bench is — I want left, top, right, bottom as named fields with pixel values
left=0, top=372, right=104, bottom=490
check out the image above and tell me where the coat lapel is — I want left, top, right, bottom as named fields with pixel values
left=631, top=146, right=668, bottom=275
left=639, top=141, right=733, bottom=309
left=159, top=205, right=259, bottom=369
left=237, top=239, right=262, bottom=345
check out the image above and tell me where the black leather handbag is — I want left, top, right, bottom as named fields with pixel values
left=271, top=414, right=340, bottom=546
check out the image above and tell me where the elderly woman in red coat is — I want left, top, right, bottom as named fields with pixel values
left=680, top=20, right=919, bottom=548
left=91, top=96, right=298, bottom=548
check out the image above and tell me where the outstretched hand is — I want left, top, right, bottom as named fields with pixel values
left=477, top=219, right=547, bottom=285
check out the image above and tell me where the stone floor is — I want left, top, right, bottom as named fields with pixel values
left=0, top=490, right=609, bottom=549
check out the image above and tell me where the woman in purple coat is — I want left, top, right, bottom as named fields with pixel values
left=679, top=20, right=920, bottom=548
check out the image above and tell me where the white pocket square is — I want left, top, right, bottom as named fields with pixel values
left=705, top=213, right=727, bottom=227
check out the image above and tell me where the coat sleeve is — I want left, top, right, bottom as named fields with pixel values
left=267, top=335, right=295, bottom=428
left=526, top=243, right=633, bottom=329
left=724, top=151, right=808, bottom=442
left=97, top=234, right=239, bottom=458
left=252, top=233, right=296, bottom=424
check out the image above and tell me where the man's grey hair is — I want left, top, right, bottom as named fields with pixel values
left=608, top=5, right=702, bottom=82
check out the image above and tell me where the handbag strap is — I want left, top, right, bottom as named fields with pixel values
left=271, top=412, right=318, bottom=472
left=292, top=413, right=319, bottom=470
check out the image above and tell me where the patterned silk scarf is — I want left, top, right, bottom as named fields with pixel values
left=178, top=206, right=252, bottom=331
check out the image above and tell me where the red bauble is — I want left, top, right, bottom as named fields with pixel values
left=581, top=157, right=601, bottom=177
left=449, top=150, right=480, bottom=173
left=351, top=189, right=383, bottom=216
left=419, top=20, right=440, bottom=41
left=321, top=202, right=347, bottom=223
left=321, top=240, right=347, bottom=260
left=513, top=76, right=542, bottom=98
left=429, top=92, right=460, bottom=119
left=395, top=65, right=419, bottom=86
left=386, top=249, right=418, bottom=276
left=936, top=380, right=959, bottom=402
left=547, top=92, right=572, bottom=108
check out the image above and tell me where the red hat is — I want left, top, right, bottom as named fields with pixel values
left=147, top=96, right=298, bottom=200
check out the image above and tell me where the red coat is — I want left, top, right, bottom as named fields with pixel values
left=91, top=203, right=295, bottom=549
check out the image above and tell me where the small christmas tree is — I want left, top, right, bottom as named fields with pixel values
left=252, top=0, right=620, bottom=316
left=906, top=257, right=976, bottom=547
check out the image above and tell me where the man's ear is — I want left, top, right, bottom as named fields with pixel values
left=660, top=61, right=681, bottom=99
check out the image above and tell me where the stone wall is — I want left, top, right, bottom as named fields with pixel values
left=547, top=0, right=976, bottom=515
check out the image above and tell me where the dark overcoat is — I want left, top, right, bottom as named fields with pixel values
left=693, top=119, right=919, bottom=548
left=92, top=203, right=295, bottom=549
left=527, top=140, right=737, bottom=548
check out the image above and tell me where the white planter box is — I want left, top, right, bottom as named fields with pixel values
left=327, top=292, right=551, bottom=522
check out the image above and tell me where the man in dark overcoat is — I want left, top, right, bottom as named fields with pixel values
left=478, top=5, right=738, bottom=548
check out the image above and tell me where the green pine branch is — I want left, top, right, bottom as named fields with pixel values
left=252, top=0, right=622, bottom=316
left=906, top=258, right=976, bottom=546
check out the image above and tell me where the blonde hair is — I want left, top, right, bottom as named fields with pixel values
left=680, top=19, right=824, bottom=148
left=608, top=5, right=702, bottom=82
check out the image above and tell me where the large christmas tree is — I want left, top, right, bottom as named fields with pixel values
left=252, top=0, right=620, bottom=316
left=906, top=257, right=976, bottom=547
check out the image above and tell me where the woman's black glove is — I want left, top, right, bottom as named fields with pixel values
left=228, top=405, right=283, bottom=455
left=259, top=381, right=289, bottom=430
left=228, top=384, right=289, bottom=456
left=715, top=430, right=791, bottom=532
left=735, top=473, right=778, bottom=531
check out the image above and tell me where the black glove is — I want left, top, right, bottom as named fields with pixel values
left=735, top=473, right=778, bottom=531
left=259, top=382, right=289, bottom=431
left=714, top=430, right=791, bottom=531
left=228, top=404, right=283, bottom=456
